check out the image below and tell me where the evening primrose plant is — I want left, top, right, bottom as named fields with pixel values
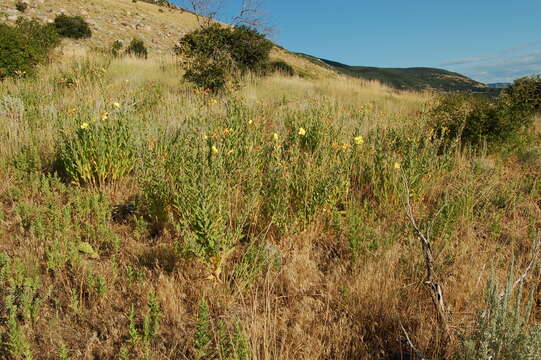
left=56, top=114, right=136, bottom=186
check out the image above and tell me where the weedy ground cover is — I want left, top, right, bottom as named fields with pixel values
left=0, top=52, right=540, bottom=359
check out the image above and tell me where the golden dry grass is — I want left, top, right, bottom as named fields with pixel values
left=0, top=47, right=540, bottom=360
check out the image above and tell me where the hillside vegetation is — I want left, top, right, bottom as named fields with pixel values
left=1, top=1, right=541, bottom=360
left=300, top=54, right=501, bottom=95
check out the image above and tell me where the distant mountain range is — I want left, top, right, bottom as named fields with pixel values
left=487, top=83, right=512, bottom=88
left=298, top=54, right=501, bottom=95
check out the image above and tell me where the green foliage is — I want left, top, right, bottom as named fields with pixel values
left=5, top=295, right=33, bottom=360
left=125, top=38, right=148, bottom=59
left=57, top=343, right=71, bottom=360
left=55, top=117, right=137, bottom=186
left=193, top=300, right=250, bottom=360
left=0, top=19, right=60, bottom=79
left=15, top=1, right=28, bottom=12
left=142, top=290, right=161, bottom=344
left=430, top=79, right=539, bottom=148
left=194, top=300, right=212, bottom=358
left=267, top=60, right=295, bottom=76
left=111, top=40, right=123, bottom=57
left=175, top=24, right=273, bottom=90
left=54, top=14, right=92, bottom=39
left=455, top=266, right=541, bottom=359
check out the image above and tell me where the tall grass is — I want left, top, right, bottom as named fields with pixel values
left=0, top=51, right=539, bottom=359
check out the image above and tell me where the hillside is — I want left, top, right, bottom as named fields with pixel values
left=299, top=53, right=502, bottom=95
left=0, top=0, right=335, bottom=78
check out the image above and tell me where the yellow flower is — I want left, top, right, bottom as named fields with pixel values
left=101, top=112, right=109, bottom=121
left=273, top=132, right=279, bottom=141
left=113, top=102, right=121, bottom=109
left=354, top=136, right=364, bottom=145
left=298, top=127, right=306, bottom=136
left=203, top=135, right=208, bottom=140
left=394, top=162, right=401, bottom=170
left=248, top=119, right=254, bottom=125
left=211, top=145, right=218, bottom=154
left=80, top=122, right=90, bottom=130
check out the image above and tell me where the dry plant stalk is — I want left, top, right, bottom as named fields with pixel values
left=400, top=173, right=451, bottom=346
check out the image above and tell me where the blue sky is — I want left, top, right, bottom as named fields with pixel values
left=173, top=1, right=541, bottom=83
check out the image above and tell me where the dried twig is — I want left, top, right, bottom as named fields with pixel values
left=399, top=321, right=427, bottom=360
left=499, top=235, right=540, bottom=299
left=400, top=173, right=451, bottom=344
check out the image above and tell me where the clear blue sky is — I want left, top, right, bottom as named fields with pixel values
left=173, top=1, right=541, bottom=83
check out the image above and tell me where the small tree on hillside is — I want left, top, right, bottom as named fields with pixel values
left=175, top=24, right=272, bottom=90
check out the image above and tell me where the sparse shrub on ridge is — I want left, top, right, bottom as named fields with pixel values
left=111, top=40, right=123, bottom=57
left=15, top=0, right=28, bottom=12
left=0, top=19, right=60, bottom=79
left=267, top=60, right=295, bottom=76
left=54, top=14, right=92, bottom=39
left=125, top=38, right=148, bottom=58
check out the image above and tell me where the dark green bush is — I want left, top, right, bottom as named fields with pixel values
left=175, top=24, right=273, bottom=90
left=125, top=38, right=148, bottom=58
left=0, top=19, right=60, bottom=80
left=54, top=14, right=92, bottom=39
left=111, top=40, right=123, bottom=57
left=267, top=60, right=295, bottom=76
left=15, top=1, right=28, bottom=12
left=430, top=78, right=540, bottom=147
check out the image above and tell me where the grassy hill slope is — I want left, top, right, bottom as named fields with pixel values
left=0, top=0, right=335, bottom=78
left=300, top=53, right=502, bottom=95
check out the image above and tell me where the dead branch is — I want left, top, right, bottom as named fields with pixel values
left=399, top=321, right=427, bottom=360
left=499, top=235, right=540, bottom=299
left=400, top=172, right=451, bottom=345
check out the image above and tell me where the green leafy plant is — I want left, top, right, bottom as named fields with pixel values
left=54, top=14, right=92, bottom=39
left=55, top=117, right=137, bottom=186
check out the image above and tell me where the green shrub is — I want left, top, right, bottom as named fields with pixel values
left=0, top=19, right=60, bottom=79
left=111, top=40, right=123, bottom=57
left=15, top=0, right=28, bottom=12
left=430, top=79, right=539, bottom=147
left=498, top=76, right=541, bottom=129
left=267, top=60, right=295, bottom=76
left=54, top=14, right=92, bottom=39
left=125, top=38, right=148, bottom=58
left=56, top=117, right=137, bottom=186
left=455, top=266, right=541, bottom=359
left=175, top=24, right=273, bottom=90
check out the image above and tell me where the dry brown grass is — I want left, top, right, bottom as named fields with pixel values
left=0, top=49, right=540, bottom=360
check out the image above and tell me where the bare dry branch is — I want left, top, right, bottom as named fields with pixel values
left=399, top=321, right=427, bottom=360
left=499, top=235, right=540, bottom=299
left=400, top=172, right=451, bottom=345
